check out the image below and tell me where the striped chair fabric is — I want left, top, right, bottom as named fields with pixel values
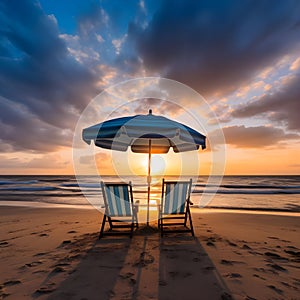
left=162, top=182, right=189, bottom=214
left=159, top=178, right=194, bottom=237
left=103, top=184, right=132, bottom=217
left=99, top=181, right=138, bottom=239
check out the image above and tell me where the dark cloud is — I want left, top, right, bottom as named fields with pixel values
left=0, top=97, right=72, bottom=152
left=129, top=0, right=300, bottom=97
left=221, top=125, right=299, bottom=148
left=232, top=74, right=300, bottom=130
left=0, top=0, right=100, bottom=151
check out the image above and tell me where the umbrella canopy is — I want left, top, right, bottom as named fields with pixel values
left=82, top=109, right=206, bottom=225
left=82, top=110, right=206, bottom=153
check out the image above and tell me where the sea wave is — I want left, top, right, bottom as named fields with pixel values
left=0, top=186, right=58, bottom=191
left=0, top=180, right=39, bottom=185
left=194, top=184, right=300, bottom=189
left=60, top=183, right=101, bottom=188
left=0, top=175, right=299, bottom=212
left=193, top=189, right=300, bottom=195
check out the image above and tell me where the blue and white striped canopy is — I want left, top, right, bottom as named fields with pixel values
left=82, top=110, right=206, bottom=153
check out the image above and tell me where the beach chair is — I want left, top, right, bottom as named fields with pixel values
left=99, top=181, right=138, bottom=239
left=158, top=178, right=194, bottom=237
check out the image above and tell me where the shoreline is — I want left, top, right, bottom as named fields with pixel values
left=1, top=200, right=300, bottom=217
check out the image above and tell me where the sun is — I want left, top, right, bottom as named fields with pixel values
left=128, top=153, right=167, bottom=177
left=150, top=155, right=166, bottom=175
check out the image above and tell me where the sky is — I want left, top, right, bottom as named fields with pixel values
left=0, top=0, right=300, bottom=175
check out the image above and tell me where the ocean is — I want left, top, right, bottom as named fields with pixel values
left=0, top=175, right=299, bottom=212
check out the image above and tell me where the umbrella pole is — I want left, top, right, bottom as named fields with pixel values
left=147, top=140, right=152, bottom=226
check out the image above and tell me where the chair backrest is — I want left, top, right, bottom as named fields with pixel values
left=101, top=182, right=133, bottom=217
left=161, top=179, right=192, bottom=214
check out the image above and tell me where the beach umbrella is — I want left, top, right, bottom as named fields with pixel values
left=82, top=109, right=206, bottom=225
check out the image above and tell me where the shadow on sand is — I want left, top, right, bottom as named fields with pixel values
left=46, top=226, right=232, bottom=300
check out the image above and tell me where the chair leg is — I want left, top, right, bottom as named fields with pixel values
left=184, top=212, right=188, bottom=227
left=160, top=218, right=164, bottom=237
left=188, top=208, right=194, bottom=237
left=158, top=208, right=161, bottom=228
left=134, top=210, right=139, bottom=228
left=130, top=216, right=134, bottom=238
left=108, top=216, right=113, bottom=230
left=99, top=214, right=107, bottom=239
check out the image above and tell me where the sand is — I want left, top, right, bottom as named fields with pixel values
left=0, top=206, right=299, bottom=300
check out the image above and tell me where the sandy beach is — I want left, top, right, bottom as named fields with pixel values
left=0, top=206, right=299, bottom=300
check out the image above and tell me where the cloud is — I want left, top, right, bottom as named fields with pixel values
left=290, top=57, right=300, bottom=71
left=0, top=153, right=69, bottom=170
left=221, top=125, right=299, bottom=148
left=0, top=96, right=73, bottom=152
left=133, top=98, right=184, bottom=116
left=231, top=74, right=300, bottom=130
left=129, top=0, right=300, bottom=97
left=0, top=0, right=100, bottom=151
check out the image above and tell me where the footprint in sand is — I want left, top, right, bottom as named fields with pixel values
left=48, top=267, right=67, bottom=277
left=159, top=279, right=168, bottom=286
left=32, top=270, right=48, bottom=274
left=3, top=280, right=21, bottom=287
left=284, top=249, right=300, bottom=257
left=253, top=267, right=279, bottom=275
left=39, top=233, right=49, bottom=237
left=58, top=240, right=72, bottom=248
left=287, top=245, right=298, bottom=250
left=0, top=241, right=9, bottom=247
left=266, top=263, right=287, bottom=272
left=20, top=261, right=43, bottom=269
left=264, top=251, right=288, bottom=261
left=119, top=272, right=134, bottom=279
left=0, top=281, right=21, bottom=298
left=34, top=252, right=48, bottom=257
left=253, top=273, right=266, bottom=280
left=119, top=272, right=136, bottom=285
left=0, top=287, right=10, bottom=299
left=133, top=252, right=154, bottom=267
left=226, top=240, right=237, bottom=247
left=267, top=285, right=283, bottom=295
left=33, top=285, right=56, bottom=296
left=224, top=273, right=242, bottom=279
left=221, top=259, right=234, bottom=265
left=206, top=241, right=215, bottom=247
left=293, top=278, right=300, bottom=285
left=242, top=244, right=252, bottom=250
left=220, top=259, right=245, bottom=266
left=280, top=281, right=299, bottom=291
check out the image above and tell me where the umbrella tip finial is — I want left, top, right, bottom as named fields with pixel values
left=149, top=109, right=152, bottom=115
